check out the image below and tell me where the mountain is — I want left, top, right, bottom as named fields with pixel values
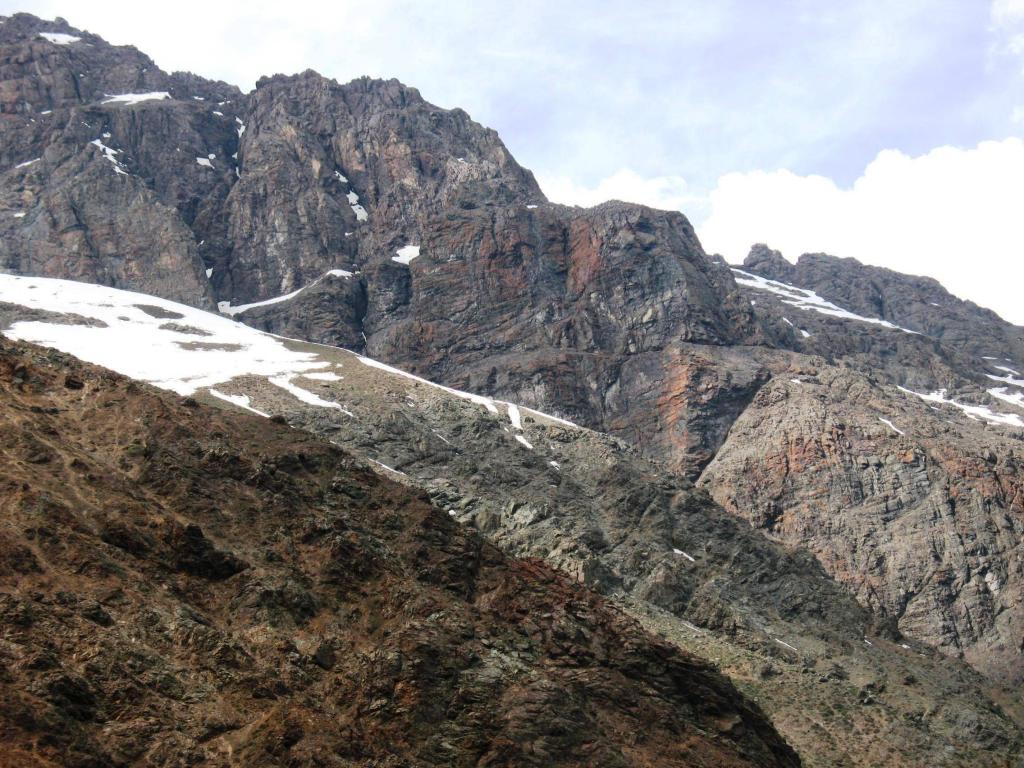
left=2, top=11, right=1024, bottom=766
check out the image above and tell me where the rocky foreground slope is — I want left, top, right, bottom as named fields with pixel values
left=0, top=337, right=802, bottom=767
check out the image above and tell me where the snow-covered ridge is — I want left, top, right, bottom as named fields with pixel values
left=0, top=273, right=579, bottom=434
left=732, top=268, right=918, bottom=334
left=0, top=273, right=335, bottom=398
left=218, top=269, right=354, bottom=316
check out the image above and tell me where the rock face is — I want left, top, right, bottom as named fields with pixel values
left=0, top=14, right=540, bottom=311
left=0, top=14, right=239, bottom=308
left=0, top=338, right=800, bottom=768
left=229, top=197, right=764, bottom=478
left=221, top=71, right=543, bottom=304
left=700, top=365, right=1024, bottom=683
left=693, top=246, right=1024, bottom=684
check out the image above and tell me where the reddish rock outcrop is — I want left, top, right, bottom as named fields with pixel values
left=700, top=367, right=1024, bottom=683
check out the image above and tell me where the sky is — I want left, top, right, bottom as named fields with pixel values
left=4, top=0, right=1024, bottom=322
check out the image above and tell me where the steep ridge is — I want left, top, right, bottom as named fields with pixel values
left=0, top=337, right=800, bottom=768
left=742, top=244, right=1024, bottom=366
left=2, top=274, right=1022, bottom=766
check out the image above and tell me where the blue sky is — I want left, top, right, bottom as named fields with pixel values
left=5, top=0, right=1024, bottom=321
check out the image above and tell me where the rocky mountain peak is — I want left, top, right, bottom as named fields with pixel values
left=741, top=242, right=796, bottom=280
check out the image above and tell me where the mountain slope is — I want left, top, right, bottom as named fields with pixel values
left=0, top=336, right=800, bottom=768
left=2, top=273, right=1022, bottom=767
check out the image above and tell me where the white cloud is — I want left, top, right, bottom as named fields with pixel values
left=698, top=138, right=1024, bottom=324
left=992, top=0, right=1024, bottom=25
left=538, top=168, right=699, bottom=213
left=991, top=0, right=1024, bottom=63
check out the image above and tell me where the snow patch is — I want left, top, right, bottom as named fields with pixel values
left=196, top=157, right=214, bottom=169
left=898, top=386, right=1024, bottom=428
left=219, top=269, right=353, bottom=316
left=989, top=387, right=1024, bottom=409
left=393, top=245, right=420, bottom=265
left=507, top=403, right=523, bottom=429
left=300, top=371, right=342, bottom=382
left=520, top=404, right=579, bottom=429
left=40, top=32, right=80, bottom=44
left=345, top=190, right=368, bottom=221
left=269, top=375, right=353, bottom=414
left=673, top=549, right=696, bottom=562
left=878, top=418, right=905, bottom=435
left=15, top=158, right=40, bottom=169
left=986, top=372, right=1024, bottom=388
left=207, top=389, right=269, bottom=417
left=90, top=139, right=128, bottom=175
left=0, top=274, right=342, bottom=397
left=101, top=92, right=170, bottom=106
left=367, top=458, right=406, bottom=476
left=514, top=434, right=534, bottom=449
